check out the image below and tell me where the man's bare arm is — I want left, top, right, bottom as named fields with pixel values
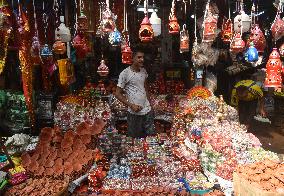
left=115, top=86, right=142, bottom=112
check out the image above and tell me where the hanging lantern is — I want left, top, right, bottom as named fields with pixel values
left=246, top=24, right=266, bottom=53
left=221, top=19, right=233, bottom=44
left=122, top=42, right=133, bottom=65
left=230, top=33, right=245, bottom=53
left=72, top=34, right=90, bottom=59
left=149, top=10, right=161, bottom=36
left=40, top=44, right=53, bottom=58
left=31, top=35, right=41, bottom=57
left=57, top=59, right=75, bottom=85
left=271, top=15, right=284, bottom=41
left=279, top=43, right=284, bottom=57
left=234, top=11, right=251, bottom=33
left=97, top=59, right=109, bottom=77
left=202, top=9, right=218, bottom=42
left=139, top=15, right=154, bottom=42
left=168, top=0, right=179, bottom=34
left=245, top=42, right=258, bottom=63
left=77, top=12, right=88, bottom=32
left=55, top=16, right=71, bottom=42
left=108, top=28, right=121, bottom=46
left=180, top=24, right=189, bottom=53
left=102, top=3, right=116, bottom=33
left=265, top=48, right=283, bottom=88
left=53, top=35, right=66, bottom=55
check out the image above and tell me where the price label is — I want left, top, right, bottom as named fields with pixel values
left=196, top=70, right=203, bottom=79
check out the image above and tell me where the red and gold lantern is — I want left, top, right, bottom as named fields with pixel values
left=221, top=19, right=233, bottom=44
left=264, top=48, right=283, bottom=88
left=168, top=12, right=180, bottom=34
left=246, top=24, right=266, bottom=53
left=139, top=15, right=154, bottom=42
left=121, top=42, right=132, bottom=65
left=203, top=11, right=218, bottom=42
left=72, top=34, right=90, bottom=59
left=230, top=33, right=245, bottom=53
left=53, top=35, right=66, bottom=55
left=77, top=13, right=88, bottom=32
left=97, top=60, right=109, bottom=77
left=271, top=15, right=284, bottom=41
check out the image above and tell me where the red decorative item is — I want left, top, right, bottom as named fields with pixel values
left=72, top=34, right=90, bottom=59
left=139, top=15, right=154, bottom=42
left=53, top=35, right=66, bottom=55
left=168, top=12, right=180, bottom=34
left=264, top=48, right=283, bottom=88
left=203, top=10, right=218, bottom=42
left=121, top=42, right=132, bottom=64
left=271, top=15, right=284, bottom=41
left=279, top=43, right=284, bottom=57
left=246, top=24, right=266, bottom=53
left=221, top=19, right=233, bottom=44
left=97, top=59, right=109, bottom=77
left=230, top=33, right=245, bottom=53
left=77, top=13, right=88, bottom=32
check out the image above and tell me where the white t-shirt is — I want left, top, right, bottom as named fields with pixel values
left=117, top=66, right=151, bottom=115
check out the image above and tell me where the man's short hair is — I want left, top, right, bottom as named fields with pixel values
left=132, top=46, right=144, bottom=57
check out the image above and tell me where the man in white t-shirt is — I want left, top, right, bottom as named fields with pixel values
left=115, top=49, right=155, bottom=138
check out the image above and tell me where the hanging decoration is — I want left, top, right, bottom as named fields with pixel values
left=57, top=59, right=75, bottom=85
left=102, top=0, right=116, bottom=33
left=121, top=0, right=132, bottom=64
left=97, top=59, right=109, bottom=77
left=221, top=19, right=233, bottom=44
left=202, top=0, right=218, bottom=42
left=271, top=13, right=284, bottom=41
left=41, top=44, right=53, bottom=58
left=53, top=35, right=66, bottom=55
left=245, top=42, right=258, bottom=63
left=149, top=0, right=161, bottom=37
left=55, top=16, right=71, bottom=42
left=72, top=33, right=90, bottom=59
left=168, top=0, right=180, bottom=34
left=180, top=24, right=189, bottom=53
left=279, top=43, right=284, bottom=57
left=30, top=0, right=41, bottom=59
left=230, top=33, right=245, bottom=53
left=77, top=0, right=88, bottom=32
left=233, top=1, right=250, bottom=33
left=247, top=24, right=266, bottom=53
left=264, top=48, right=283, bottom=88
left=17, top=2, right=35, bottom=129
left=96, top=2, right=106, bottom=37
left=108, top=27, right=121, bottom=46
left=122, top=42, right=133, bottom=64
left=139, top=0, right=154, bottom=42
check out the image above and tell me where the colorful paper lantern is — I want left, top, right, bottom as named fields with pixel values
left=233, top=11, right=251, bottom=33
left=203, top=11, right=218, bottom=42
left=149, top=11, right=161, bottom=36
left=139, top=15, right=154, bottom=42
left=53, top=35, right=66, bottom=55
left=271, top=15, right=284, bottom=41
left=230, top=33, right=245, bottom=53
left=77, top=13, right=88, bottom=32
left=121, top=42, right=132, bottom=65
left=245, top=42, right=258, bottom=63
left=97, top=60, right=109, bottom=77
left=108, top=28, right=121, bottom=46
left=247, top=24, right=266, bottom=53
left=279, top=43, right=284, bottom=57
left=221, top=19, right=233, bottom=44
left=180, top=24, right=189, bottom=53
left=264, top=48, right=283, bottom=88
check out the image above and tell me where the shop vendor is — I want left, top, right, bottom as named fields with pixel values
left=115, top=48, right=155, bottom=138
left=231, top=79, right=266, bottom=127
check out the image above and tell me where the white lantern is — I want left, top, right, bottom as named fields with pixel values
left=55, top=16, right=71, bottom=42
left=149, top=11, right=161, bottom=36
left=234, top=11, right=251, bottom=33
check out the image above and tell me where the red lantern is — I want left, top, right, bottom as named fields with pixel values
left=247, top=24, right=266, bottom=53
left=271, top=15, right=284, bottom=41
left=264, top=48, right=283, bottom=88
left=97, top=60, right=109, bottom=77
left=203, top=11, right=218, bottom=42
left=221, top=19, right=233, bottom=44
left=168, top=12, right=180, bottom=34
left=77, top=13, right=88, bottom=32
left=121, top=42, right=132, bottom=65
left=139, top=15, right=154, bottom=42
left=230, top=33, right=245, bottom=53
left=180, top=24, right=189, bottom=53
left=279, top=43, right=284, bottom=57
left=72, top=34, right=90, bottom=59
